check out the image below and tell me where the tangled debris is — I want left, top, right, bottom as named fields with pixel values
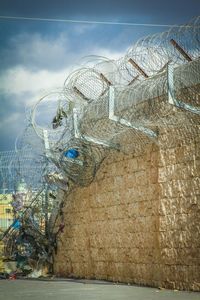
left=0, top=186, right=65, bottom=279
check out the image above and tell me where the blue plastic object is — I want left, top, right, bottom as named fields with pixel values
left=12, top=219, right=21, bottom=230
left=64, top=148, right=79, bottom=159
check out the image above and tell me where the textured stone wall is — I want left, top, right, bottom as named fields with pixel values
left=53, top=128, right=200, bottom=291
left=157, top=128, right=200, bottom=290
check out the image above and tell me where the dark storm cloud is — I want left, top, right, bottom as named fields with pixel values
left=0, top=21, right=154, bottom=73
left=0, top=0, right=199, bottom=23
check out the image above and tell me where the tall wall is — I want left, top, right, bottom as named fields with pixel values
left=157, top=127, right=200, bottom=290
left=53, top=127, right=200, bottom=291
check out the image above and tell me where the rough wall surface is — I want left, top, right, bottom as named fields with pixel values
left=54, top=128, right=200, bottom=291
left=157, top=128, right=200, bottom=290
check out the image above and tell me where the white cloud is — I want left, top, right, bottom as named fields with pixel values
left=93, top=47, right=124, bottom=61
left=0, top=33, right=125, bottom=102
left=9, top=32, right=71, bottom=71
left=0, top=66, right=68, bottom=96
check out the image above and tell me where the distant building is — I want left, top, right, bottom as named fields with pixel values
left=0, top=194, right=13, bottom=232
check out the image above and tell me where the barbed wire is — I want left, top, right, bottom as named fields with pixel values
left=26, top=15, right=200, bottom=187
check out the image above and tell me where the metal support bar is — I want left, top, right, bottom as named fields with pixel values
left=109, top=86, right=157, bottom=139
left=170, top=39, right=192, bottom=62
left=128, top=58, right=149, bottom=78
left=100, top=73, right=112, bottom=86
left=43, top=129, right=51, bottom=158
left=167, top=64, right=200, bottom=115
left=73, top=109, right=81, bottom=139
left=128, top=75, right=139, bottom=86
left=82, top=135, right=115, bottom=148
left=73, top=108, right=118, bottom=148
left=74, top=86, right=89, bottom=102
left=44, top=184, right=49, bottom=238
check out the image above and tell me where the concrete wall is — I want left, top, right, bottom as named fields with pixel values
left=53, top=127, right=200, bottom=291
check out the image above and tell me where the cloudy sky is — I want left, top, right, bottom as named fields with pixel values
left=0, top=0, right=199, bottom=151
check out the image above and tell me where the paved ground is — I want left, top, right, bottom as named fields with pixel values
left=0, top=279, right=200, bottom=300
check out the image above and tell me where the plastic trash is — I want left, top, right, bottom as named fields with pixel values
left=9, top=273, right=16, bottom=280
left=64, top=148, right=79, bottom=159
left=11, top=219, right=21, bottom=230
left=27, top=269, right=42, bottom=278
